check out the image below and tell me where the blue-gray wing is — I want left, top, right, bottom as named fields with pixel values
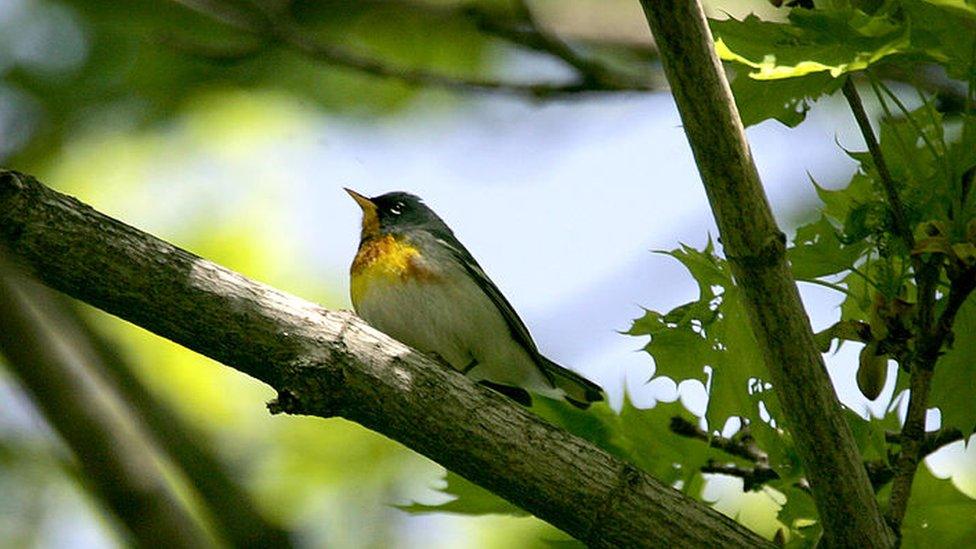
left=430, top=233, right=544, bottom=358
left=425, top=229, right=604, bottom=406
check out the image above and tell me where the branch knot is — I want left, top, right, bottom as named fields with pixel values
left=726, top=232, right=787, bottom=270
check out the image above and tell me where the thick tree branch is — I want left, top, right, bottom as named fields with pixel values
left=0, top=170, right=772, bottom=548
left=638, top=2, right=895, bottom=547
left=0, top=271, right=211, bottom=549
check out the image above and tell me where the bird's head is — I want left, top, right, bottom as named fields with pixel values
left=345, top=189, right=446, bottom=240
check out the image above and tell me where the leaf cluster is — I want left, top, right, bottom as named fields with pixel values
left=714, top=0, right=976, bottom=128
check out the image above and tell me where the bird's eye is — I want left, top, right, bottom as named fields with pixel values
left=390, top=202, right=405, bottom=215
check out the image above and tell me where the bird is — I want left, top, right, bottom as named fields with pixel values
left=345, top=188, right=604, bottom=409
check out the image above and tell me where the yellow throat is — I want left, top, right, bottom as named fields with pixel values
left=350, top=235, right=426, bottom=306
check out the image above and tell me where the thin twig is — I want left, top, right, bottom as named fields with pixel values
left=169, top=0, right=264, bottom=32
left=885, top=249, right=974, bottom=531
left=274, top=21, right=631, bottom=100
left=884, top=228, right=976, bottom=532
left=928, top=266, right=976, bottom=362
left=464, top=1, right=649, bottom=90
left=669, top=416, right=768, bottom=465
left=798, top=277, right=856, bottom=298
left=164, top=0, right=654, bottom=99
left=701, top=460, right=780, bottom=492
left=885, top=427, right=967, bottom=455
left=841, top=75, right=952, bottom=534
left=842, top=77, right=915, bottom=250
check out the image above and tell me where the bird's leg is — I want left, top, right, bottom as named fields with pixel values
left=426, top=351, right=454, bottom=370
left=478, top=381, right=533, bottom=407
left=461, top=359, right=479, bottom=375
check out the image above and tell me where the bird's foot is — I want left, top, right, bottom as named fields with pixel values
left=478, top=381, right=532, bottom=407
left=425, top=351, right=454, bottom=370
left=461, top=359, right=479, bottom=375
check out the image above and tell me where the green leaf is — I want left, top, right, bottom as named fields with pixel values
left=706, top=284, right=771, bottom=428
left=930, top=297, right=976, bottom=431
left=731, top=71, right=842, bottom=128
left=531, top=399, right=630, bottom=460
left=711, top=9, right=909, bottom=80
left=537, top=397, right=711, bottom=494
left=778, top=485, right=821, bottom=547
left=814, top=173, right=877, bottom=227
left=399, top=471, right=527, bottom=516
left=901, top=465, right=976, bottom=545
left=904, top=0, right=976, bottom=80
left=629, top=244, right=780, bottom=430
left=627, top=309, right=714, bottom=384
left=617, top=398, right=710, bottom=490
left=844, top=408, right=900, bottom=463
left=789, top=215, right=869, bottom=279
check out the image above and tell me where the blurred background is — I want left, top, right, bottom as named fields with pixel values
left=0, top=0, right=972, bottom=547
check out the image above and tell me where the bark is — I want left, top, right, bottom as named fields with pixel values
left=0, top=169, right=772, bottom=548
left=637, top=2, right=895, bottom=547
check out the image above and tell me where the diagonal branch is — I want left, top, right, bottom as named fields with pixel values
left=0, top=271, right=211, bottom=548
left=700, top=461, right=780, bottom=493
left=638, top=2, right=895, bottom=547
left=275, top=22, right=642, bottom=100
left=669, top=417, right=768, bottom=465
left=840, top=75, right=976, bottom=532
left=463, top=1, right=651, bottom=90
left=56, top=300, right=294, bottom=548
left=165, top=0, right=655, bottom=100
left=0, top=170, right=771, bottom=548
left=841, top=77, right=915, bottom=250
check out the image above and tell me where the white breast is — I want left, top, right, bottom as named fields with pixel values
left=353, top=269, right=559, bottom=397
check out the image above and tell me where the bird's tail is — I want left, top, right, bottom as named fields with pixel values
left=539, top=357, right=604, bottom=409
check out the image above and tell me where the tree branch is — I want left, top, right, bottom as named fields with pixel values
left=0, top=271, right=211, bottom=549
left=872, top=427, right=969, bottom=491
left=638, top=2, right=895, bottom=547
left=841, top=77, right=915, bottom=250
left=887, top=268, right=975, bottom=529
left=57, top=300, right=294, bottom=548
left=0, top=170, right=771, bottom=548
left=700, top=461, right=780, bottom=493
left=165, top=0, right=655, bottom=100
left=840, top=74, right=976, bottom=532
left=669, top=417, right=768, bottom=465
left=463, top=2, right=652, bottom=91
left=275, top=22, right=643, bottom=100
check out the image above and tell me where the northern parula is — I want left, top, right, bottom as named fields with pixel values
left=346, top=189, right=603, bottom=408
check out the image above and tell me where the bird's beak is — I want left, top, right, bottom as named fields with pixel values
left=345, top=188, right=380, bottom=238
left=344, top=188, right=375, bottom=211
